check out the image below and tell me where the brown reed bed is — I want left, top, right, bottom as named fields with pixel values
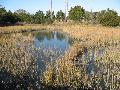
left=41, top=43, right=120, bottom=89
left=0, top=23, right=120, bottom=89
left=0, top=33, right=37, bottom=76
left=0, top=24, right=60, bottom=34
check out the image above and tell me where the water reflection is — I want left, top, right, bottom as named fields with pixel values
left=33, top=31, right=70, bottom=51
left=0, top=31, right=119, bottom=89
left=33, top=31, right=74, bottom=74
left=0, top=31, right=74, bottom=89
left=75, top=46, right=120, bottom=89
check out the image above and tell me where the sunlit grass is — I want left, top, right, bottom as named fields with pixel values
left=0, top=33, right=36, bottom=76
left=41, top=23, right=120, bottom=89
left=42, top=44, right=120, bottom=89
left=0, top=23, right=120, bottom=89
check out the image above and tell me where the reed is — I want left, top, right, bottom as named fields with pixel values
left=41, top=23, right=120, bottom=89
left=0, top=23, right=120, bottom=89
left=0, top=33, right=36, bottom=76
left=42, top=44, right=120, bottom=89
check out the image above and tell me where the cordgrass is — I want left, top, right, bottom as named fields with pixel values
left=0, top=23, right=120, bottom=89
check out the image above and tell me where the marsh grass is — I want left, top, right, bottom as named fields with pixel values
left=0, top=24, right=55, bottom=34
left=0, top=31, right=72, bottom=89
left=0, top=23, right=120, bottom=89
left=0, top=33, right=39, bottom=89
left=42, top=44, right=120, bottom=89
left=41, top=44, right=91, bottom=89
left=40, top=23, right=120, bottom=89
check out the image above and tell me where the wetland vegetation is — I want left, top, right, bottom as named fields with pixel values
left=0, top=0, right=120, bottom=90
left=0, top=24, right=120, bottom=90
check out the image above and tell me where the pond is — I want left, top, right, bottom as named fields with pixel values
left=0, top=30, right=120, bottom=90
left=0, top=30, right=75, bottom=89
left=30, top=31, right=74, bottom=74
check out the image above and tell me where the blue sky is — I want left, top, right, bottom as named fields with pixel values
left=1, top=0, right=120, bottom=15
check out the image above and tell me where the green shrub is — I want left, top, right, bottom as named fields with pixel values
left=68, top=6, right=85, bottom=22
left=97, top=9, right=119, bottom=27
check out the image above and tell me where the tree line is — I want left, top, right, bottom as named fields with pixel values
left=0, top=6, right=120, bottom=27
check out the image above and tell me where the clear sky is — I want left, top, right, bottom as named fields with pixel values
left=0, top=0, right=120, bottom=15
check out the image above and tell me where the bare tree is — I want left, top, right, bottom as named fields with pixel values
left=65, top=0, right=68, bottom=22
left=66, top=0, right=68, bottom=12
left=50, top=0, right=52, bottom=19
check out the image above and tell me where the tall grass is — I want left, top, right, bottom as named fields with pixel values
left=42, top=44, right=120, bottom=89
left=40, top=23, right=120, bottom=89
left=0, top=33, right=36, bottom=76
left=0, top=23, right=120, bottom=89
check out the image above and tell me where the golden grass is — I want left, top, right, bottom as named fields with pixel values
left=0, top=33, right=36, bottom=76
left=42, top=43, right=120, bottom=89
left=40, top=23, right=120, bottom=89
left=41, top=44, right=90, bottom=88
left=0, top=24, right=55, bottom=33
left=1, top=23, right=119, bottom=48
left=0, top=23, right=120, bottom=89
left=61, top=24, right=120, bottom=48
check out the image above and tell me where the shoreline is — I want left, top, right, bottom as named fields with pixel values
left=0, top=24, right=120, bottom=34
left=1, top=24, right=120, bottom=48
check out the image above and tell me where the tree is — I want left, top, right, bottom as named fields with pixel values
left=45, top=10, right=55, bottom=24
left=34, top=10, right=45, bottom=24
left=97, top=9, right=119, bottom=27
left=2, top=10, right=20, bottom=24
left=15, top=9, right=27, bottom=14
left=0, top=7, right=6, bottom=15
left=15, top=9, right=32, bottom=23
left=56, top=10, right=65, bottom=21
left=0, top=7, right=20, bottom=24
left=0, top=7, right=7, bottom=23
left=118, top=16, right=120, bottom=26
left=84, top=11, right=91, bottom=22
left=68, top=6, right=85, bottom=22
left=84, top=11, right=98, bottom=24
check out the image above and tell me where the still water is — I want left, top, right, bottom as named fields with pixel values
left=31, top=31, right=74, bottom=74
left=0, top=30, right=119, bottom=90
left=0, top=30, right=74, bottom=89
